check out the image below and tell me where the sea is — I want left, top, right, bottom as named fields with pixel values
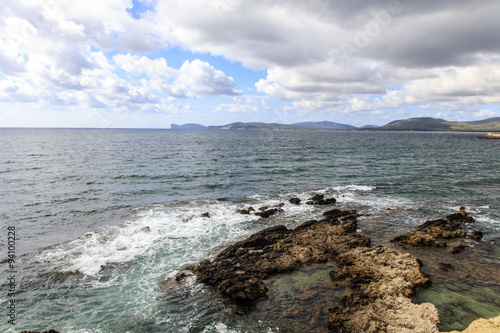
left=1, top=128, right=499, bottom=333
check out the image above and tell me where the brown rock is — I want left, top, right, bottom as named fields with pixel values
left=305, top=194, right=337, bottom=205
left=171, top=211, right=368, bottom=305
left=254, top=208, right=283, bottom=218
left=447, top=315, right=500, bottom=333
left=327, top=246, right=437, bottom=332
left=468, top=230, right=483, bottom=240
left=391, top=210, right=482, bottom=249
left=167, top=209, right=438, bottom=332
left=237, top=207, right=254, bottom=214
left=449, top=244, right=468, bottom=254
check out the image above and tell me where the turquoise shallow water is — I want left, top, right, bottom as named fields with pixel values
left=1, top=129, right=499, bottom=332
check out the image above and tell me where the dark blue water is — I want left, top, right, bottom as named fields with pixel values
left=1, top=129, right=499, bottom=332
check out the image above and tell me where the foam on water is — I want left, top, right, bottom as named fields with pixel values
left=333, top=185, right=377, bottom=192
left=35, top=201, right=264, bottom=276
left=31, top=190, right=335, bottom=279
left=13, top=186, right=499, bottom=332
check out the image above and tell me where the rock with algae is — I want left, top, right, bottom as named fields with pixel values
left=447, top=315, right=500, bottom=333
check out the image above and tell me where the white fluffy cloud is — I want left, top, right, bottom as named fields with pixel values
left=170, top=59, right=241, bottom=98
left=1, top=0, right=500, bottom=124
left=0, top=0, right=241, bottom=116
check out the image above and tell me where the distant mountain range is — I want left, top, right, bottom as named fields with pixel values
left=171, top=117, right=500, bottom=132
left=171, top=121, right=356, bottom=131
left=370, top=117, right=500, bottom=132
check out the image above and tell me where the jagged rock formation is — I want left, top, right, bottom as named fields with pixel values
left=305, top=194, right=337, bottom=205
left=169, top=209, right=439, bottom=332
left=390, top=210, right=481, bottom=248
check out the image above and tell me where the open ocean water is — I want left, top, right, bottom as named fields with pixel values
left=1, top=128, right=499, bottom=332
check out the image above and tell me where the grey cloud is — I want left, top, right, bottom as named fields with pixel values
left=88, top=94, right=107, bottom=108
left=157, top=0, right=500, bottom=70
left=0, top=53, right=26, bottom=76
left=359, top=2, right=500, bottom=68
left=56, top=49, right=95, bottom=76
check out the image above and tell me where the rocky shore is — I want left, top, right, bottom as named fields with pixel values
left=168, top=195, right=447, bottom=332
left=22, top=200, right=497, bottom=333
left=164, top=197, right=498, bottom=333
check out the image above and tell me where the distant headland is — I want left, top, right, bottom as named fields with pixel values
left=171, top=117, right=500, bottom=133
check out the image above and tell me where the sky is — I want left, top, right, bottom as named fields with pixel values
left=1, top=0, right=500, bottom=128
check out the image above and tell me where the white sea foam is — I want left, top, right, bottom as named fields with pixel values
left=37, top=201, right=262, bottom=276
left=475, top=215, right=500, bottom=225
left=33, top=186, right=415, bottom=277
left=333, top=185, right=376, bottom=192
left=205, top=323, right=239, bottom=333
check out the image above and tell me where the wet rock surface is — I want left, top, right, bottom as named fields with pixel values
left=390, top=210, right=482, bottom=248
left=385, top=208, right=500, bottom=331
left=254, top=207, right=283, bottom=218
left=20, top=330, right=60, bottom=333
left=328, top=245, right=438, bottom=333
left=178, top=211, right=369, bottom=305
left=170, top=209, right=441, bottom=332
left=305, top=194, right=337, bottom=205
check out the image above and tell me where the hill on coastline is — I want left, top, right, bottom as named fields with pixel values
left=292, top=121, right=356, bottom=130
left=170, top=117, right=500, bottom=132
left=172, top=121, right=355, bottom=130
left=372, top=117, right=500, bottom=132
left=171, top=123, right=207, bottom=130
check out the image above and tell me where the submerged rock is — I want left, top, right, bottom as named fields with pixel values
left=21, top=330, right=60, bottom=333
left=438, top=262, right=455, bottom=272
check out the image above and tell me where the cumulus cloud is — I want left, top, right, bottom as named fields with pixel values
left=0, top=0, right=241, bottom=115
left=149, top=0, right=500, bottom=115
left=473, top=109, right=499, bottom=119
left=212, top=97, right=261, bottom=114
left=1, top=0, right=500, bottom=123
left=169, top=59, right=241, bottom=98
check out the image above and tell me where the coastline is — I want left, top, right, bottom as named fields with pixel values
left=165, top=198, right=498, bottom=332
